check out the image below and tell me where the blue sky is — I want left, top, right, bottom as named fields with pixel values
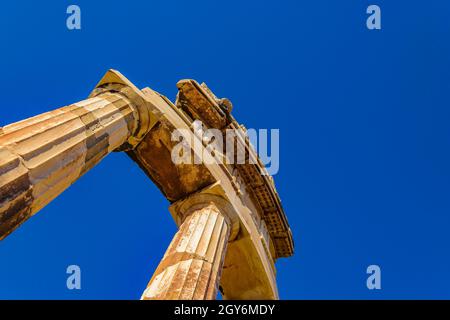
left=1, top=0, right=450, bottom=299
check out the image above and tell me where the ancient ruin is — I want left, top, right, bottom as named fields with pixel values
left=0, top=70, right=293, bottom=299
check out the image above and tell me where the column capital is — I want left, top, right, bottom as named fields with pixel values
left=89, top=69, right=160, bottom=150
left=169, top=183, right=240, bottom=241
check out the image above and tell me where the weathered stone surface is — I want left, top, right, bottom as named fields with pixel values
left=175, top=80, right=293, bottom=258
left=0, top=70, right=294, bottom=300
left=0, top=70, right=158, bottom=240
left=142, top=200, right=230, bottom=300
left=176, top=80, right=228, bottom=129
left=130, top=87, right=281, bottom=299
left=226, top=120, right=293, bottom=258
left=127, top=120, right=215, bottom=202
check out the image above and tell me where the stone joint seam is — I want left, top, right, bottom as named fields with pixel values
left=151, top=251, right=214, bottom=279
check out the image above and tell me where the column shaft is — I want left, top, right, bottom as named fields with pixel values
left=0, top=92, right=138, bottom=239
left=142, top=203, right=230, bottom=300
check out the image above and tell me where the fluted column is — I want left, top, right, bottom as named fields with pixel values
left=0, top=89, right=148, bottom=239
left=141, top=198, right=233, bottom=300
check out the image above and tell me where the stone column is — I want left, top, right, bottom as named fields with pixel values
left=0, top=88, right=151, bottom=240
left=141, top=196, right=236, bottom=300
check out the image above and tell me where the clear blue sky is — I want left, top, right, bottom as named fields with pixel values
left=0, top=0, right=449, bottom=299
